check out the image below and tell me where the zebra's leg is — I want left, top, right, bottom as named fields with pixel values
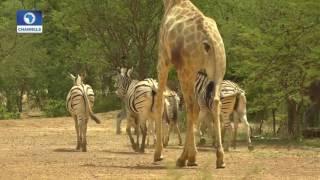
left=197, top=110, right=208, bottom=145
left=135, top=121, right=140, bottom=152
left=163, top=120, right=169, bottom=147
left=126, top=117, right=137, bottom=151
left=116, top=111, right=124, bottom=135
left=175, top=122, right=183, bottom=146
left=223, top=121, right=234, bottom=152
left=139, top=122, right=147, bottom=153
left=73, top=115, right=80, bottom=150
left=166, top=122, right=174, bottom=147
left=81, top=119, right=88, bottom=152
left=232, top=116, right=238, bottom=149
left=240, top=112, right=253, bottom=151
left=77, top=115, right=84, bottom=151
left=205, top=114, right=216, bottom=147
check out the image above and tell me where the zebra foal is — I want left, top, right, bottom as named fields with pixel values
left=162, top=88, right=182, bottom=147
left=66, top=74, right=101, bottom=152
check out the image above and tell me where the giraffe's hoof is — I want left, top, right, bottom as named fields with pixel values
left=82, top=147, right=87, bottom=152
left=187, top=161, right=198, bottom=166
left=176, top=158, right=186, bottom=167
left=248, top=145, right=254, bottom=151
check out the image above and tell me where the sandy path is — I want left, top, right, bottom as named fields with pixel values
left=0, top=111, right=319, bottom=179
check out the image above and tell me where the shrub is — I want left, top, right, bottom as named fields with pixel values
left=43, top=99, right=68, bottom=117
left=0, top=105, right=20, bottom=120
left=94, top=95, right=122, bottom=113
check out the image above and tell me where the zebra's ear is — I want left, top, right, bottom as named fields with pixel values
left=69, top=73, right=76, bottom=81
left=127, top=67, right=133, bottom=77
left=76, top=74, right=83, bottom=85
left=120, top=68, right=127, bottom=76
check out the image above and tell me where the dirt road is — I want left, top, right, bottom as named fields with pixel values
left=0, top=111, right=319, bottom=179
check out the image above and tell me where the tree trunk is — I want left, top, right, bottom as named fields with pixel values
left=259, top=119, right=264, bottom=135
left=287, top=98, right=299, bottom=136
left=272, top=109, right=276, bottom=135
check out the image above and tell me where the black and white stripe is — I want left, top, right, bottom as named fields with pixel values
left=162, top=88, right=182, bottom=147
left=195, top=71, right=253, bottom=150
left=115, top=68, right=158, bottom=152
left=66, top=74, right=100, bottom=152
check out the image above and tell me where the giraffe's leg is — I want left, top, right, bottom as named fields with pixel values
left=154, top=60, right=169, bottom=162
left=212, top=99, right=225, bottom=168
left=176, top=73, right=198, bottom=167
left=73, top=115, right=80, bottom=150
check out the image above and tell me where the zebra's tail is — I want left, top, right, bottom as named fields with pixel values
left=90, top=112, right=101, bottom=124
left=82, top=85, right=101, bottom=124
left=150, top=80, right=158, bottom=112
left=151, top=89, right=157, bottom=112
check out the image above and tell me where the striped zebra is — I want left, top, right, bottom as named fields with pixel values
left=163, top=88, right=182, bottom=147
left=195, top=71, right=253, bottom=151
left=114, top=68, right=158, bottom=153
left=66, top=74, right=101, bottom=152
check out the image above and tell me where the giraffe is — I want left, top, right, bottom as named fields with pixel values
left=153, top=0, right=226, bottom=168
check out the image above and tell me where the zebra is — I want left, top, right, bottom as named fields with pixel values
left=195, top=71, right=253, bottom=151
left=66, top=74, right=101, bottom=152
left=163, top=88, right=182, bottom=147
left=114, top=67, right=158, bottom=153
left=146, top=88, right=182, bottom=147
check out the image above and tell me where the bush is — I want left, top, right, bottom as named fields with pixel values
left=94, top=95, right=122, bottom=113
left=0, top=105, right=20, bottom=120
left=43, top=99, right=68, bottom=117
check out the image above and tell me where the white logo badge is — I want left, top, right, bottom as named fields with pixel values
left=23, top=12, right=36, bottom=25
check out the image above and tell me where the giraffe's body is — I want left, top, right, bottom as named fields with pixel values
left=154, top=0, right=226, bottom=168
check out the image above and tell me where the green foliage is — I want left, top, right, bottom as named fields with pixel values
left=94, top=95, right=122, bottom=113
left=0, top=0, right=319, bottom=136
left=43, top=99, right=68, bottom=117
left=0, top=105, right=20, bottom=120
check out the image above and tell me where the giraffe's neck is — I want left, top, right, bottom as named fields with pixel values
left=163, top=0, right=186, bottom=12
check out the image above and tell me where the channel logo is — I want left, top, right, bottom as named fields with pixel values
left=16, top=10, right=42, bottom=34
